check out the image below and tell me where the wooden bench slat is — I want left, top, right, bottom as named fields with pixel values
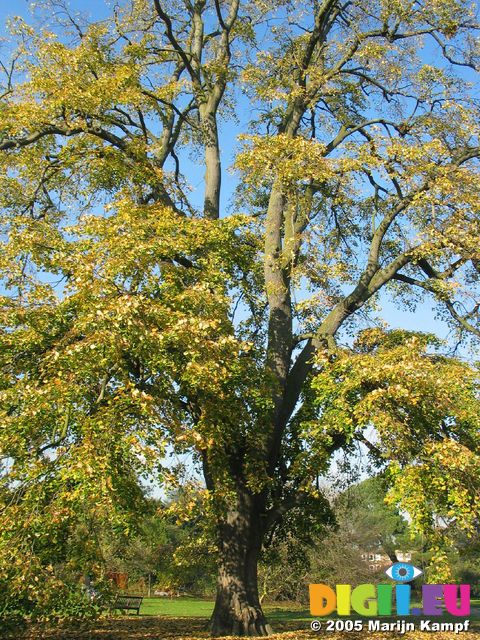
left=112, top=594, right=143, bottom=614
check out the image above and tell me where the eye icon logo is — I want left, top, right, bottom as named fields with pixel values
left=385, top=562, right=422, bottom=582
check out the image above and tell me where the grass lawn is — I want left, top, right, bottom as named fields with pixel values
left=138, top=597, right=311, bottom=620
left=139, top=596, right=480, bottom=624
left=140, top=597, right=214, bottom=617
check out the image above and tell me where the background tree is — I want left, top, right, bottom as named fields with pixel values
left=449, top=524, right=480, bottom=597
left=106, top=492, right=216, bottom=596
left=1, top=0, right=480, bottom=635
left=258, top=475, right=418, bottom=605
left=333, top=475, right=414, bottom=565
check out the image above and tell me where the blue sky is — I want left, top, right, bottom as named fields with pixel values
left=0, top=1, right=108, bottom=23
left=0, top=0, right=464, bottom=347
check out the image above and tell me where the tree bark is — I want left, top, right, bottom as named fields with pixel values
left=210, top=494, right=273, bottom=637
left=200, top=107, right=222, bottom=219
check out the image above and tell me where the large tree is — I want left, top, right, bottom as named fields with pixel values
left=1, top=0, right=480, bottom=635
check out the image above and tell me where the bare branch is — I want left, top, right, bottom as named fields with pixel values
left=153, top=0, right=200, bottom=86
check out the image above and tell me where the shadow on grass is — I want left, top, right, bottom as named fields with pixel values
left=3, top=598, right=479, bottom=639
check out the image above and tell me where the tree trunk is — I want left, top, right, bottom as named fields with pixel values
left=210, top=497, right=272, bottom=637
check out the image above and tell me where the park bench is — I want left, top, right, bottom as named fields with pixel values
left=112, top=594, right=143, bottom=615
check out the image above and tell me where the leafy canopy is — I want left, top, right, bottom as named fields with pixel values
left=0, top=0, right=479, bottom=619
